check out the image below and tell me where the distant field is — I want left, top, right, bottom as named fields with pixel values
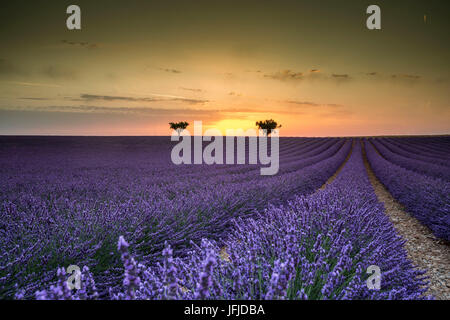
left=0, top=136, right=448, bottom=299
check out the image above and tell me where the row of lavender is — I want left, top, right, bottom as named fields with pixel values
left=381, top=138, right=450, bottom=167
left=384, top=136, right=450, bottom=159
left=36, top=141, right=429, bottom=300
left=0, top=137, right=350, bottom=298
left=370, top=139, right=450, bottom=181
left=365, top=140, right=450, bottom=241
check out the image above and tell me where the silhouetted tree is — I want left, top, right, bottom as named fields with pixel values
left=169, top=121, right=189, bottom=136
left=256, top=119, right=281, bottom=136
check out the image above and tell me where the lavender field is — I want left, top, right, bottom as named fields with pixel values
left=0, top=136, right=449, bottom=300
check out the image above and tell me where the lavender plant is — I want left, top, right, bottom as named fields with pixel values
left=34, top=140, right=431, bottom=300
left=365, top=140, right=450, bottom=241
left=370, top=139, right=450, bottom=181
left=1, top=137, right=350, bottom=298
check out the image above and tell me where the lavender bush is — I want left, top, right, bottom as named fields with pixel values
left=34, top=141, right=431, bottom=300
left=370, top=139, right=450, bottom=181
left=381, top=138, right=450, bottom=167
left=0, top=137, right=350, bottom=298
left=365, top=140, right=450, bottom=241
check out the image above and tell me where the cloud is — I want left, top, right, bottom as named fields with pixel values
left=391, top=74, right=421, bottom=80
left=61, top=40, right=99, bottom=49
left=159, top=67, right=182, bottom=74
left=263, top=69, right=353, bottom=83
left=285, top=100, right=319, bottom=107
left=365, top=72, right=422, bottom=81
left=264, top=70, right=304, bottom=81
left=328, top=73, right=352, bottom=84
left=0, top=103, right=350, bottom=125
left=2, top=81, right=61, bottom=88
left=262, top=69, right=428, bottom=85
left=0, top=105, right=226, bottom=119
left=19, top=97, right=51, bottom=101
left=362, top=72, right=427, bottom=86
left=179, top=87, right=204, bottom=92
left=284, top=100, right=344, bottom=108
left=331, top=74, right=350, bottom=79
left=77, top=93, right=208, bottom=105
left=388, top=74, right=422, bottom=86
left=79, top=94, right=157, bottom=102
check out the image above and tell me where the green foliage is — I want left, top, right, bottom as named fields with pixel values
left=256, top=119, right=281, bottom=136
left=169, top=121, right=189, bottom=134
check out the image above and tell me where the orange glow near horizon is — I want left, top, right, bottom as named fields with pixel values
left=205, top=119, right=257, bottom=135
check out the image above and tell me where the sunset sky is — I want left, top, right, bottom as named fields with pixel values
left=0, top=0, right=449, bottom=136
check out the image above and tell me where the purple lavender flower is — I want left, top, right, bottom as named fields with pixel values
left=194, top=250, right=217, bottom=300
left=118, top=236, right=141, bottom=300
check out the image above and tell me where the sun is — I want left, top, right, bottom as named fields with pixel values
left=207, top=119, right=257, bottom=135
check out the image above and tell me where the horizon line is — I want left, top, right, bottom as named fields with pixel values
left=0, top=133, right=449, bottom=138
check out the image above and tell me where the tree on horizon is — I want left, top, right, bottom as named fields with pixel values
left=169, top=121, right=189, bottom=136
left=256, top=119, right=281, bottom=136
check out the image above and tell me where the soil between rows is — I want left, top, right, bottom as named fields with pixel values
left=361, top=140, right=450, bottom=300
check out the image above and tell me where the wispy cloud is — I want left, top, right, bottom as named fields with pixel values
left=179, top=87, right=204, bottom=92
left=264, top=70, right=304, bottom=81
left=263, top=69, right=351, bottom=83
left=1, top=105, right=226, bottom=118
left=331, top=74, right=350, bottom=79
left=391, top=74, right=421, bottom=80
left=363, top=72, right=423, bottom=85
left=77, top=93, right=208, bottom=105
left=61, top=40, right=99, bottom=49
left=2, top=81, right=62, bottom=88
left=285, top=100, right=319, bottom=106
left=79, top=94, right=157, bottom=102
left=263, top=69, right=429, bottom=85
left=159, top=67, right=182, bottom=74
left=284, top=100, right=344, bottom=108
left=1, top=103, right=351, bottom=121
left=19, top=97, right=51, bottom=101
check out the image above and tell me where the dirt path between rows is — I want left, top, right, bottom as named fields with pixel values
left=318, top=139, right=354, bottom=191
left=361, top=140, right=450, bottom=300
